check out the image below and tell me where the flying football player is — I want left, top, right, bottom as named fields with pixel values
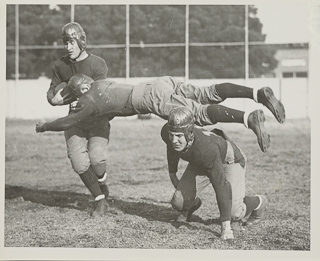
left=161, top=107, right=268, bottom=240
left=37, top=72, right=285, bottom=152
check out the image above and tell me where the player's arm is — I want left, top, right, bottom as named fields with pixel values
left=47, top=65, right=76, bottom=106
left=47, top=64, right=64, bottom=105
left=47, top=84, right=58, bottom=105
left=167, top=147, right=180, bottom=188
left=92, top=58, right=108, bottom=80
left=206, top=155, right=233, bottom=239
left=169, top=171, right=180, bottom=189
left=48, top=82, right=76, bottom=106
left=207, top=156, right=232, bottom=222
left=36, top=100, right=96, bottom=132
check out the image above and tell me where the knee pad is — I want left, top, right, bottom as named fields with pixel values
left=68, top=153, right=90, bottom=174
left=88, top=147, right=107, bottom=166
left=171, top=190, right=184, bottom=211
left=91, top=163, right=107, bottom=177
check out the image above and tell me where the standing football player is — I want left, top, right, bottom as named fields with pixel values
left=46, top=22, right=110, bottom=216
left=161, top=107, right=268, bottom=240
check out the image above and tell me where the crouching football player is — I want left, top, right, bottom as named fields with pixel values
left=161, top=107, right=267, bottom=240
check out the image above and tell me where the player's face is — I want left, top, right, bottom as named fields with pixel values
left=64, top=38, right=81, bottom=60
left=169, top=131, right=187, bottom=152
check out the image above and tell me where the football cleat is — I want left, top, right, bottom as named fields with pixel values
left=248, top=110, right=270, bottom=153
left=258, top=87, right=286, bottom=124
left=186, top=197, right=202, bottom=222
left=91, top=199, right=109, bottom=217
left=175, top=213, right=188, bottom=222
left=244, top=195, right=268, bottom=226
left=221, top=228, right=234, bottom=240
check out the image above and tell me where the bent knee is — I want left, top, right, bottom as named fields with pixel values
left=68, top=153, right=90, bottom=174
left=89, top=153, right=107, bottom=166
left=88, top=148, right=108, bottom=166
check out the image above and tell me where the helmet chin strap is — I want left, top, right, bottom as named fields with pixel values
left=69, top=48, right=86, bottom=62
left=181, top=139, right=194, bottom=153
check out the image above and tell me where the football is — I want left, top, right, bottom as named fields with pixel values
left=53, top=82, right=70, bottom=96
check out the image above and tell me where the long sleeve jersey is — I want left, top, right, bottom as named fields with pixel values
left=161, top=124, right=234, bottom=221
left=47, top=53, right=108, bottom=105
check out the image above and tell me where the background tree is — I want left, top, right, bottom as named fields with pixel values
left=130, top=5, right=185, bottom=77
left=189, top=5, right=278, bottom=78
left=75, top=5, right=127, bottom=77
left=6, top=4, right=278, bottom=79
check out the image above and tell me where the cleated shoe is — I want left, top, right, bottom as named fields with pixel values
left=258, top=87, right=286, bottom=124
left=186, top=197, right=202, bottom=222
left=248, top=110, right=270, bottom=153
left=244, top=195, right=268, bottom=226
left=221, top=221, right=234, bottom=240
left=91, top=199, right=109, bottom=217
left=99, top=183, right=109, bottom=198
left=176, top=213, right=188, bottom=222
left=221, top=228, right=234, bottom=240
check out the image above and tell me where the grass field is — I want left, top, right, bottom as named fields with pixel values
left=4, top=116, right=311, bottom=254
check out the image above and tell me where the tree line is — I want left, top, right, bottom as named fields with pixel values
left=6, top=5, right=278, bottom=80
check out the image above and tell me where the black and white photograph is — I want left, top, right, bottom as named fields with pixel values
left=1, top=0, right=320, bottom=260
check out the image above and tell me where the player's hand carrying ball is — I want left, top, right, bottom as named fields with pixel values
left=51, top=82, right=76, bottom=105
left=36, top=120, right=46, bottom=133
left=51, top=82, right=68, bottom=105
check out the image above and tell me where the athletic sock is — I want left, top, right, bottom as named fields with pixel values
left=244, top=196, right=260, bottom=216
left=92, top=163, right=107, bottom=178
left=253, top=88, right=259, bottom=103
left=207, top=104, right=245, bottom=124
left=97, top=172, right=107, bottom=183
left=243, top=111, right=251, bottom=128
left=215, top=83, right=254, bottom=100
left=79, top=166, right=104, bottom=200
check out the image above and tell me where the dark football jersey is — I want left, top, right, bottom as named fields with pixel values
left=161, top=124, right=234, bottom=221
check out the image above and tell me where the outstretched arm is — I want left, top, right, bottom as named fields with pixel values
left=36, top=103, right=96, bottom=132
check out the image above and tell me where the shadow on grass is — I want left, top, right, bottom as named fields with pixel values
left=5, top=185, right=219, bottom=235
left=5, top=185, right=93, bottom=211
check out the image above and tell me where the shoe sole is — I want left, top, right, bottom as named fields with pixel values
left=261, top=87, right=286, bottom=124
left=252, top=110, right=270, bottom=153
left=244, top=218, right=261, bottom=226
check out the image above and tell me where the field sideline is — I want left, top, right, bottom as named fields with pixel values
left=4, top=117, right=311, bottom=254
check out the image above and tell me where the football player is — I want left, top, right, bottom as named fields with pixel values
left=161, top=107, right=268, bottom=240
left=47, top=23, right=110, bottom=217
left=37, top=72, right=285, bottom=152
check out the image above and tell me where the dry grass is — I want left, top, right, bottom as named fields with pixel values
left=4, top=117, right=311, bottom=253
